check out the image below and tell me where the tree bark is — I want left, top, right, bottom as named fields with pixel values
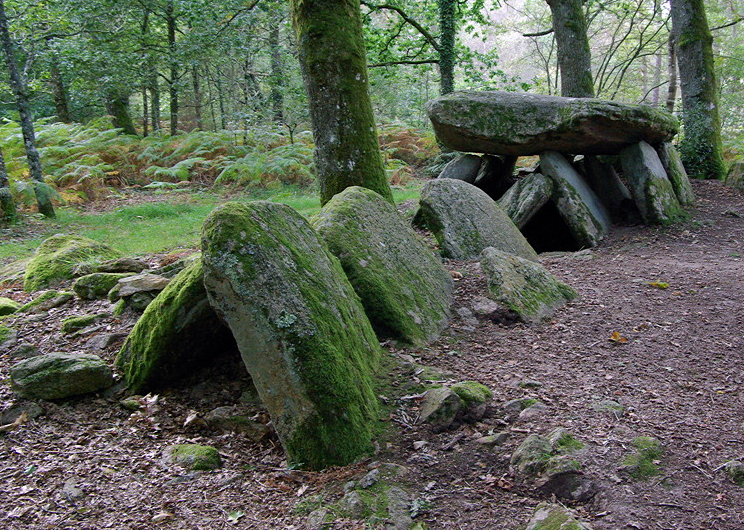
left=0, top=0, right=54, bottom=218
left=0, top=147, right=15, bottom=224
left=142, top=85, right=149, bottom=137
left=546, top=0, right=595, bottom=98
left=150, top=77, right=161, bottom=131
left=105, top=90, right=138, bottom=135
left=269, top=22, right=284, bottom=123
left=666, top=35, right=678, bottom=112
left=290, top=0, right=392, bottom=205
left=438, top=0, right=455, bottom=95
left=216, top=73, right=227, bottom=130
left=670, top=0, right=725, bottom=179
left=192, top=65, right=203, bottom=130
left=49, top=51, right=71, bottom=123
left=166, top=0, right=179, bottom=135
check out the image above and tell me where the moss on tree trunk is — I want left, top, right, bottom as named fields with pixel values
left=547, top=0, right=595, bottom=98
left=670, top=0, right=725, bottom=180
left=290, top=0, right=392, bottom=205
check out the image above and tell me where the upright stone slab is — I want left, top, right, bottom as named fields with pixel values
left=726, top=161, right=744, bottom=191
left=438, top=154, right=481, bottom=183
left=540, top=151, right=611, bottom=248
left=620, top=141, right=682, bottom=225
left=480, top=247, right=576, bottom=323
left=473, top=155, right=518, bottom=199
left=497, top=173, right=553, bottom=229
left=416, top=179, right=538, bottom=261
left=312, top=187, right=452, bottom=346
left=657, top=143, right=695, bottom=205
left=116, top=259, right=236, bottom=393
left=581, top=156, right=635, bottom=220
left=201, top=201, right=381, bottom=469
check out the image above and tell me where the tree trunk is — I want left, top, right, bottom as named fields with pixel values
left=142, top=85, right=149, bottom=137
left=290, top=0, right=392, bottom=205
left=269, top=22, right=284, bottom=123
left=0, top=0, right=54, bottom=218
left=670, top=0, right=725, bottom=179
left=49, top=51, right=71, bottom=123
left=666, top=35, right=678, bottom=112
left=546, top=0, right=595, bottom=98
left=192, top=65, right=203, bottom=130
left=166, top=0, right=179, bottom=135
left=438, top=0, right=455, bottom=95
left=216, top=74, right=227, bottom=130
left=105, top=90, right=138, bottom=135
left=0, top=147, right=15, bottom=224
left=150, top=78, right=161, bottom=131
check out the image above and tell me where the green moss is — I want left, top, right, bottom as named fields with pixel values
left=725, top=461, right=744, bottom=486
left=73, top=273, right=133, bottom=300
left=552, top=433, right=585, bottom=453
left=18, top=291, right=74, bottom=313
left=170, top=444, right=221, bottom=471
left=112, top=298, right=126, bottom=317
left=451, top=381, right=492, bottom=407
left=0, top=297, right=20, bottom=316
left=24, top=234, right=120, bottom=292
left=624, top=436, right=663, bottom=479
left=0, top=323, right=12, bottom=343
left=61, top=313, right=108, bottom=334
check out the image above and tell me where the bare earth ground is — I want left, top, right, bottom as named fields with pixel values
left=1, top=179, right=743, bottom=530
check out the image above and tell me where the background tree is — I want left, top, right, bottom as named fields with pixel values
left=545, top=0, right=594, bottom=97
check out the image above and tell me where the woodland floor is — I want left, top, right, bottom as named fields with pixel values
left=1, top=179, right=743, bottom=529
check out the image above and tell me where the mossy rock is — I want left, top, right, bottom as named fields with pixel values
left=623, top=436, right=663, bottom=479
left=73, top=273, right=133, bottom=300
left=419, top=387, right=464, bottom=431
left=10, top=352, right=113, bottom=400
left=725, top=161, right=744, bottom=191
left=497, top=172, right=553, bottom=229
left=547, top=428, right=585, bottom=453
left=0, top=297, right=21, bottom=316
left=24, top=234, right=120, bottom=292
left=167, top=444, right=221, bottom=471
left=451, top=381, right=492, bottom=407
left=18, top=290, right=74, bottom=314
left=480, top=247, right=577, bottom=323
left=0, top=323, right=16, bottom=347
left=312, top=186, right=452, bottom=346
left=511, top=434, right=553, bottom=475
left=521, top=502, right=594, bottom=530
left=725, top=460, right=744, bottom=486
left=201, top=201, right=381, bottom=470
left=416, top=178, right=538, bottom=261
left=61, top=313, right=109, bottom=334
left=116, top=258, right=236, bottom=393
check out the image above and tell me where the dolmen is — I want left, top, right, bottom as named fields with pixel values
left=426, top=91, right=695, bottom=250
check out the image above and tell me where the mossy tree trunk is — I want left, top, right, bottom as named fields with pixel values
left=290, top=0, right=393, bottom=205
left=546, top=0, right=595, bottom=98
left=438, top=0, right=455, bottom=95
left=0, top=0, right=54, bottom=219
left=670, top=0, right=725, bottom=180
left=105, top=90, right=138, bottom=135
left=49, top=50, right=71, bottom=123
left=0, top=147, right=15, bottom=224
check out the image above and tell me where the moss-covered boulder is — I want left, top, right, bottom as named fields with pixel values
left=18, top=290, right=74, bottom=314
left=657, top=142, right=695, bottom=206
left=24, top=234, right=120, bottom=292
left=116, top=259, right=236, bottom=393
left=480, top=247, right=576, bottom=323
left=419, top=387, right=464, bottom=431
left=451, top=381, right=491, bottom=419
left=522, top=503, right=594, bottom=530
left=201, top=201, right=381, bottom=469
left=10, top=352, right=113, bottom=400
left=497, top=172, right=553, bottom=229
left=312, top=186, right=452, bottom=346
left=426, top=90, right=678, bottom=156
left=167, top=444, right=221, bottom=471
left=540, top=151, right=611, bottom=248
left=73, top=273, right=133, bottom=300
left=416, top=178, right=538, bottom=261
left=61, top=313, right=109, bottom=334
left=620, top=141, right=683, bottom=225
left=0, top=296, right=20, bottom=316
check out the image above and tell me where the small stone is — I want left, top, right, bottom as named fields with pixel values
left=167, top=444, right=221, bottom=471
left=502, top=398, right=541, bottom=419
left=336, top=491, right=367, bottom=519
left=61, top=478, right=85, bottom=504
left=204, top=406, right=271, bottom=442
left=413, top=440, right=428, bottom=450
left=0, top=402, right=44, bottom=425
left=476, top=432, right=509, bottom=447
left=86, top=333, right=127, bottom=351
left=358, top=468, right=379, bottom=489
left=61, top=313, right=109, bottom=334
left=592, top=399, right=624, bottom=414
left=0, top=325, right=18, bottom=353
left=117, top=273, right=170, bottom=297
left=438, top=153, right=482, bottom=183
left=725, top=461, right=744, bottom=486
left=451, top=381, right=492, bottom=420
left=10, top=352, right=114, bottom=400
left=386, top=486, right=413, bottom=530
left=73, top=273, right=133, bottom=300
left=519, top=401, right=548, bottom=420
left=18, top=290, right=74, bottom=313
left=120, top=397, right=143, bottom=411
left=511, top=434, right=553, bottom=475
left=522, top=502, right=594, bottom=530
left=518, top=380, right=543, bottom=389
left=97, top=257, right=149, bottom=274
left=306, top=508, right=331, bottom=530
left=419, top=387, right=464, bottom=431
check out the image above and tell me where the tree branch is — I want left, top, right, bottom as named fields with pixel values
left=711, top=17, right=743, bottom=32
left=369, top=59, right=439, bottom=67
left=523, top=28, right=553, bottom=37
left=360, top=1, right=440, bottom=52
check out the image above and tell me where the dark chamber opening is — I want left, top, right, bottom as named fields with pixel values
left=520, top=201, right=582, bottom=253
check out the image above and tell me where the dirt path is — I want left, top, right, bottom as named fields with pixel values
left=1, top=180, right=743, bottom=529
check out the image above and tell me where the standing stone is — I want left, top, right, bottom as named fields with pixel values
left=657, top=143, right=695, bottom=205
left=480, top=247, right=576, bottom=323
left=10, top=352, right=113, bottom=400
left=312, top=186, right=452, bottom=346
left=497, top=173, right=553, bottom=229
left=725, top=161, right=744, bottom=191
left=416, top=179, right=538, bottom=261
left=580, top=156, right=637, bottom=221
left=201, top=201, right=381, bottom=469
left=540, top=151, right=611, bottom=248
left=620, top=141, right=682, bottom=225
left=438, top=154, right=481, bottom=183
left=473, top=155, right=518, bottom=199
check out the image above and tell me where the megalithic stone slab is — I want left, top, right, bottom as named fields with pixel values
left=497, top=173, right=553, bottom=229
left=201, top=201, right=381, bottom=470
left=656, top=142, right=695, bottom=206
left=312, top=186, right=452, bottom=346
left=581, top=155, right=635, bottom=218
left=540, top=151, right=611, bottom=248
left=416, top=178, right=538, bottom=261
left=620, top=141, right=682, bottom=225
left=426, top=91, right=679, bottom=156
left=437, top=153, right=482, bottom=183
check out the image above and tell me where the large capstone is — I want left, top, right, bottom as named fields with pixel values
left=427, top=91, right=679, bottom=156
left=620, top=141, right=682, bottom=225
left=540, top=151, right=611, bottom=248
left=116, top=258, right=237, bottom=393
left=10, top=352, right=113, bottom=400
left=201, top=201, right=381, bottom=470
left=312, top=186, right=452, bottom=346
left=416, top=178, right=538, bottom=261
left=480, top=247, right=576, bottom=323
left=497, top=173, right=553, bottom=229
left=24, top=235, right=120, bottom=292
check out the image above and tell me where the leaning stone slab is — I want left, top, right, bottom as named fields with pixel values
left=540, top=151, right=611, bottom=248
left=416, top=178, right=538, bottom=261
left=117, top=273, right=170, bottom=297
left=523, top=503, right=594, bottom=530
left=24, top=234, right=120, bottom=292
left=580, top=155, right=636, bottom=220
left=312, top=186, right=452, bottom=346
left=480, top=247, right=576, bottom=323
left=473, top=154, right=518, bottom=199
left=426, top=90, right=679, bottom=156
left=438, top=153, right=481, bottom=183
left=620, top=141, right=682, bottom=225
left=201, top=201, right=381, bottom=469
left=10, top=352, right=113, bottom=400
left=656, top=143, right=695, bottom=206
left=116, top=259, right=234, bottom=393
left=96, top=257, right=149, bottom=274
left=497, top=173, right=553, bottom=229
